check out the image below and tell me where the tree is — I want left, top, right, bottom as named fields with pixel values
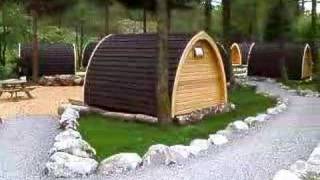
left=264, top=0, right=293, bottom=42
left=118, top=0, right=194, bottom=32
left=204, top=0, right=212, bottom=32
left=0, top=1, right=29, bottom=67
left=91, top=0, right=112, bottom=35
left=222, top=0, right=234, bottom=87
left=311, top=0, right=318, bottom=65
left=156, top=0, right=171, bottom=124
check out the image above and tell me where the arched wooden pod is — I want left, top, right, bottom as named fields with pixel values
left=82, top=41, right=98, bottom=68
left=248, top=43, right=312, bottom=80
left=20, top=43, right=76, bottom=76
left=216, top=42, right=231, bottom=82
left=230, top=42, right=255, bottom=65
left=84, top=31, right=227, bottom=118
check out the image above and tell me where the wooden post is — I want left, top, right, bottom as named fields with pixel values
left=156, top=0, right=172, bottom=125
left=31, top=9, right=39, bottom=82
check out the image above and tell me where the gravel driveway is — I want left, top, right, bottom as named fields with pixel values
left=0, top=116, right=59, bottom=180
left=0, top=81, right=319, bottom=180
left=108, top=81, right=320, bottom=180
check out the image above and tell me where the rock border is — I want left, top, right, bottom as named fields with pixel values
left=273, top=143, right=320, bottom=180
left=38, top=74, right=84, bottom=86
left=248, top=76, right=320, bottom=98
left=45, top=80, right=289, bottom=178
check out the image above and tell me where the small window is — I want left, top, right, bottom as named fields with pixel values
left=194, top=47, right=204, bottom=58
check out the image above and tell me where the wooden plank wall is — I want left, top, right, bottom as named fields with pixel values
left=174, top=40, right=225, bottom=116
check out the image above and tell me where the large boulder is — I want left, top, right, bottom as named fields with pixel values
left=142, top=144, right=183, bottom=166
left=255, top=114, right=270, bottom=122
left=244, top=116, right=259, bottom=126
left=229, top=121, right=249, bottom=132
left=267, top=108, right=279, bottom=115
left=216, top=129, right=233, bottom=137
left=98, top=153, right=142, bottom=176
left=50, top=138, right=96, bottom=158
left=308, top=146, right=320, bottom=166
left=59, top=108, right=80, bottom=130
left=289, top=160, right=308, bottom=177
left=273, top=170, right=301, bottom=180
left=189, top=139, right=210, bottom=155
left=55, top=129, right=82, bottom=142
left=45, top=152, right=98, bottom=178
left=208, top=134, right=228, bottom=145
left=170, top=145, right=197, bottom=158
left=58, top=75, right=74, bottom=86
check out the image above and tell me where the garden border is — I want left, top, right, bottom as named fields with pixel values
left=44, top=79, right=294, bottom=178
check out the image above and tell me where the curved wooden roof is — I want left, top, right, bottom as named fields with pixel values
left=82, top=42, right=98, bottom=68
left=248, top=43, right=312, bottom=80
left=230, top=42, right=255, bottom=65
left=84, top=31, right=226, bottom=117
left=20, top=43, right=76, bottom=76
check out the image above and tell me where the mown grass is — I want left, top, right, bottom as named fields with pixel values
left=283, top=80, right=319, bottom=91
left=78, top=86, right=276, bottom=161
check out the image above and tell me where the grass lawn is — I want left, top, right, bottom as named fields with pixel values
left=78, top=86, right=276, bottom=161
left=282, top=80, right=319, bottom=92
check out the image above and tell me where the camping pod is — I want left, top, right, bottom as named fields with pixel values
left=216, top=42, right=231, bottom=82
left=248, top=43, right=313, bottom=80
left=20, top=43, right=76, bottom=76
left=230, top=42, right=255, bottom=65
left=84, top=31, right=228, bottom=118
left=82, top=41, right=98, bottom=68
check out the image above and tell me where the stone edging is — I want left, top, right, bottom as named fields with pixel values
left=248, top=76, right=320, bottom=98
left=44, top=82, right=289, bottom=178
left=273, top=144, right=320, bottom=180
left=38, top=75, right=84, bottom=86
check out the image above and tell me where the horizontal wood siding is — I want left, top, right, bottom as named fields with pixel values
left=85, top=33, right=192, bottom=116
left=174, top=40, right=225, bottom=116
left=231, top=44, right=241, bottom=65
left=21, top=43, right=75, bottom=76
left=248, top=43, right=310, bottom=80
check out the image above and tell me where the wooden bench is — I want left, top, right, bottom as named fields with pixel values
left=0, top=87, right=36, bottom=99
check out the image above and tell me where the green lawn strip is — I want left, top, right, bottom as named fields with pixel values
left=78, top=86, right=276, bottom=161
left=282, top=80, right=318, bottom=91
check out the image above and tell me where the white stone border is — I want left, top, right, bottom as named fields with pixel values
left=249, top=76, right=320, bottom=98
left=45, top=82, right=289, bottom=178
left=273, top=143, right=320, bottom=180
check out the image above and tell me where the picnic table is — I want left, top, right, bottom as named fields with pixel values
left=0, top=78, right=35, bottom=99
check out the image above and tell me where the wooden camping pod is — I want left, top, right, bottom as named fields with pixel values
left=82, top=41, right=98, bottom=68
left=84, top=31, right=227, bottom=118
left=230, top=42, right=255, bottom=65
left=20, top=43, right=76, bottom=76
left=248, top=43, right=313, bottom=80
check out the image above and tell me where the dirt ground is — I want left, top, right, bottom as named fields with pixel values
left=0, top=86, right=83, bottom=119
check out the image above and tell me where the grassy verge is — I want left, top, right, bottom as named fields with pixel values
left=282, top=80, right=319, bottom=92
left=78, top=86, right=276, bottom=161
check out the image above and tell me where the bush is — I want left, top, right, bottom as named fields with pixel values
left=0, top=65, right=15, bottom=80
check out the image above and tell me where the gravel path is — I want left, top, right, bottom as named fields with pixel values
left=107, top=81, right=320, bottom=180
left=0, top=116, right=59, bottom=180
left=0, top=81, right=319, bottom=180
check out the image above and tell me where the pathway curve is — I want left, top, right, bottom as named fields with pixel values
left=109, top=81, right=320, bottom=180
left=0, top=81, right=319, bottom=180
left=0, top=116, right=59, bottom=180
